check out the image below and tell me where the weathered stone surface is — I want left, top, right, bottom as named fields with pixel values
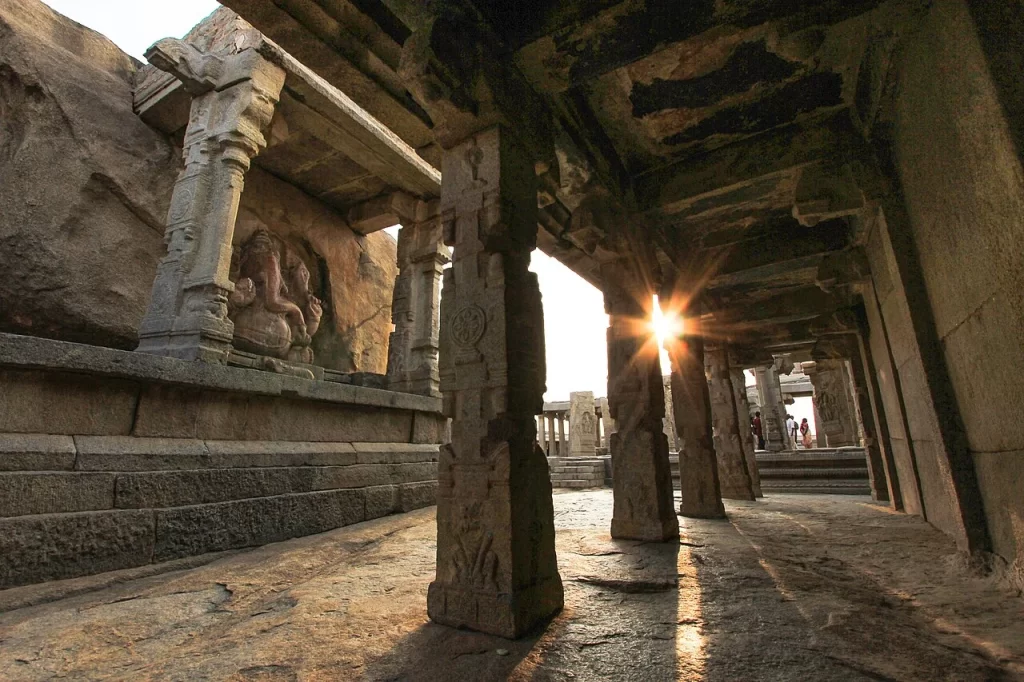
left=0, top=472, right=115, bottom=517
left=154, top=489, right=365, bottom=561
left=0, top=433, right=75, bottom=471
left=805, top=359, right=859, bottom=448
left=387, top=206, right=449, bottom=396
left=0, top=509, right=155, bottom=588
left=133, top=385, right=414, bottom=442
left=0, top=369, right=138, bottom=436
left=75, top=436, right=211, bottom=471
left=236, top=169, right=400, bottom=373
left=0, top=333, right=442, bottom=415
left=353, top=442, right=440, bottom=464
left=568, top=391, right=598, bottom=457
left=0, top=0, right=176, bottom=350
left=732, top=367, right=763, bottom=498
left=604, top=262, right=679, bottom=541
left=663, top=317, right=724, bottom=519
left=398, top=481, right=437, bottom=512
left=428, top=127, right=563, bottom=638
left=205, top=440, right=357, bottom=468
left=365, top=484, right=400, bottom=518
left=707, top=350, right=755, bottom=501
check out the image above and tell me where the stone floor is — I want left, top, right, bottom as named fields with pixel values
left=2, top=491, right=1023, bottom=681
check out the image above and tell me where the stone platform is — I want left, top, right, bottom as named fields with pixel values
left=0, top=333, right=446, bottom=589
left=755, top=448, right=872, bottom=495
left=545, top=456, right=607, bottom=489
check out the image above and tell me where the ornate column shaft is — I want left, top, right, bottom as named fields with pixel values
left=427, top=126, right=562, bottom=638
left=731, top=365, right=763, bottom=498
left=603, top=263, right=678, bottom=541
left=137, top=41, right=286, bottom=362
left=663, top=311, right=725, bottom=519
left=387, top=203, right=450, bottom=396
left=547, top=415, right=557, bottom=456
left=754, top=363, right=788, bottom=452
left=805, top=359, right=859, bottom=447
left=569, top=391, right=597, bottom=457
left=707, top=349, right=756, bottom=501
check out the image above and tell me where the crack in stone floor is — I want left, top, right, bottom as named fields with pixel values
left=1, top=491, right=1023, bottom=681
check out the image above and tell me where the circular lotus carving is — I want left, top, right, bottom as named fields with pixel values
left=450, top=305, right=486, bottom=348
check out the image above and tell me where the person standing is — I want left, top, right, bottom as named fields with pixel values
left=800, top=418, right=813, bottom=449
left=753, top=411, right=765, bottom=450
left=786, top=414, right=798, bottom=448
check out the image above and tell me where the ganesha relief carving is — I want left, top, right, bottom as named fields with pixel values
left=228, top=228, right=323, bottom=364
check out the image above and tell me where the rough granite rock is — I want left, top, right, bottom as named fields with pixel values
left=0, top=0, right=398, bottom=372
left=0, top=0, right=177, bottom=348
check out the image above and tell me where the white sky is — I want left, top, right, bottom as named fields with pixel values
left=40, top=0, right=614, bottom=402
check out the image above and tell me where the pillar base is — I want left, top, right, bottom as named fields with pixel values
left=427, top=576, right=564, bottom=639
left=611, top=515, right=680, bottom=542
left=720, top=486, right=757, bottom=502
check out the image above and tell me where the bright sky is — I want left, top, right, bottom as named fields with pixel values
left=41, top=0, right=618, bottom=402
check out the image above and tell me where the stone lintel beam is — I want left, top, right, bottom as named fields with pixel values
left=636, top=112, right=870, bottom=215
left=218, top=0, right=437, bottom=149
left=137, top=41, right=286, bottom=363
left=707, top=287, right=855, bottom=332
left=347, top=191, right=423, bottom=234
left=428, top=126, right=563, bottom=639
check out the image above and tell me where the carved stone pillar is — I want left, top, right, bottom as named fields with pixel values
left=137, top=41, right=286, bottom=363
left=805, top=360, right=859, bottom=447
left=561, top=411, right=569, bottom=454
left=707, top=349, right=756, bottom=501
left=603, top=263, right=678, bottom=541
left=731, top=366, right=763, bottom=498
left=663, top=313, right=725, bottom=519
left=387, top=204, right=450, bottom=396
left=569, top=391, right=597, bottom=457
left=427, top=126, right=562, bottom=638
left=547, top=414, right=557, bottom=456
left=537, top=416, right=547, bottom=451
left=754, top=363, right=788, bottom=452
left=599, top=397, right=616, bottom=448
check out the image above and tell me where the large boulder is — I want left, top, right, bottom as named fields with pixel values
left=0, top=0, right=398, bottom=373
left=0, top=0, right=177, bottom=348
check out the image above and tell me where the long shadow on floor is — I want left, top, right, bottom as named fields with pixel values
left=358, top=534, right=681, bottom=681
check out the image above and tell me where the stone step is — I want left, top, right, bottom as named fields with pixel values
left=758, top=467, right=870, bottom=480
left=761, top=480, right=871, bottom=495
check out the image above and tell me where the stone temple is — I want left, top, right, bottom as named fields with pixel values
left=2, top=0, right=1024, bottom=679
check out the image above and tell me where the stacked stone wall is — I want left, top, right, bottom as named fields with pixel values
left=0, top=334, right=443, bottom=589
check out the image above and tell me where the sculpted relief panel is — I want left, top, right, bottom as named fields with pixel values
left=228, top=228, right=323, bottom=364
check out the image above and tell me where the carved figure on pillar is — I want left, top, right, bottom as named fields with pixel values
left=805, top=359, right=859, bottom=447
left=604, top=260, right=679, bottom=541
left=707, top=349, right=756, bottom=501
left=137, top=39, right=286, bottom=363
left=387, top=202, right=450, bottom=397
left=662, top=301, right=725, bottom=519
left=569, top=391, right=598, bottom=457
left=427, top=126, right=563, bottom=639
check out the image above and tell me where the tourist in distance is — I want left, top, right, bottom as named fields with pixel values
left=787, top=414, right=798, bottom=447
left=753, top=411, right=765, bottom=450
left=800, top=418, right=813, bottom=448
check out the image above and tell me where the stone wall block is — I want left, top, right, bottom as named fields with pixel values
left=365, top=484, right=400, bottom=518
left=153, top=489, right=365, bottom=561
left=0, top=509, right=155, bottom=589
left=75, top=436, right=211, bottom=471
left=398, top=480, right=437, bottom=512
left=0, top=433, right=76, bottom=471
left=0, top=370, right=139, bottom=436
left=0, top=472, right=116, bottom=517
